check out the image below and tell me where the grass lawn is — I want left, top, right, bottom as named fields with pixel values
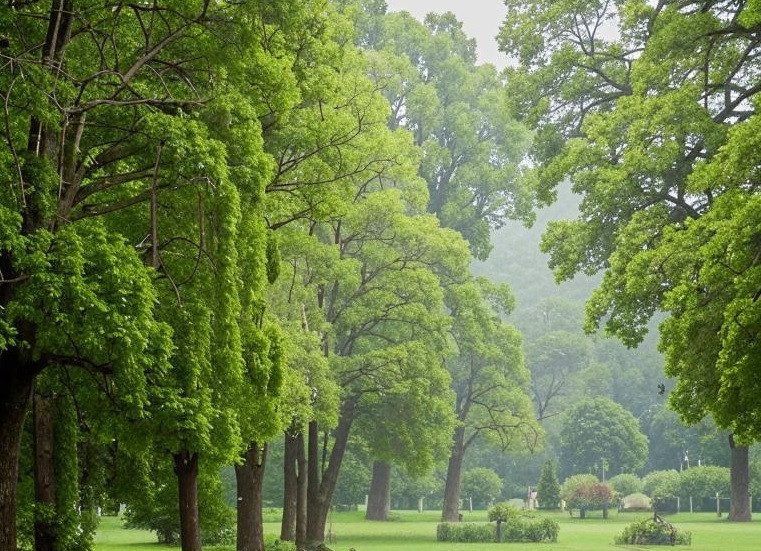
left=95, top=509, right=761, bottom=550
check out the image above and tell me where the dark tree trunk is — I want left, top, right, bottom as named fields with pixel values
left=281, top=432, right=298, bottom=541
left=295, top=431, right=308, bottom=547
left=442, top=425, right=465, bottom=522
left=728, top=434, right=751, bottom=522
left=34, top=392, right=57, bottom=551
left=305, top=398, right=356, bottom=549
left=0, top=351, right=39, bottom=551
left=173, top=450, right=202, bottom=551
left=236, top=443, right=267, bottom=551
left=365, top=461, right=391, bottom=521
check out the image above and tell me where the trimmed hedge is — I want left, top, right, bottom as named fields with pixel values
left=437, top=522, right=495, bottom=543
left=501, top=517, right=559, bottom=543
left=436, top=517, right=559, bottom=543
left=614, top=518, right=691, bottom=546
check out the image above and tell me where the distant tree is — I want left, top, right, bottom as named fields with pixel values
left=462, top=468, right=503, bottom=510
left=561, top=475, right=612, bottom=519
left=558, top=398, right=648, bottom=479
left=536, top=460, right=561, bottom=510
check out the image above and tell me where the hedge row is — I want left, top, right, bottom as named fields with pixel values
left=436, top=517, right=559, bottom=543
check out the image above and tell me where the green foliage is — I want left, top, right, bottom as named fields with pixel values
left=561, top=475, right=613, bottom=514
left=498, top=0, right=761, bottom=445
left=353, top=6, right=534, bottom=260
left=121, top=455, right=234, bottom=545
left=436, top=522, right=494, bottom=543
left=559, top=397, right=648, bottom=478
left=537, top=460, right=561, bottom=510
left=462, top=468, right=503, bottom=509
left=609, top=473, right=644, bottom=498
left=615, top=518, right=691, bottom=546
left=501, top=516, right=560, bottom=543
left=264, top=535, right=298, bottom=551
left=678, top=466, right=730, bottom=498
left=643, top=470, right=681, bottom=499
left=487, top=502, right=521, bottom=523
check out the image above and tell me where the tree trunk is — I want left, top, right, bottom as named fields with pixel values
left=0, top=351, right=39, bottom=551
left=173, top=450, right=202, bottom=551
left=728, top=434, right=751, bottom=522
left=442, top=425, right=465, bottom=522
left=34, top=392, right=57, bottom=551
left=295, top=431, right=308, bottom=547
left=305, top=398, right=356, bottom=549
left=236, top=443, right=267, bottom=551
left=365, top=461, right=391, bottom=521
left=281, top=432, right=298, bottom=541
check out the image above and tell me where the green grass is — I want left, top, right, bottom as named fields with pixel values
left=95, top=509, right=761, bottom=550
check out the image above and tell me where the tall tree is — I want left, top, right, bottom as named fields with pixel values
left=499, top=0, right=761, bottom=521
left=441, top=279, right=541, bottom=521
left=354, top=5, right=534, bottom=259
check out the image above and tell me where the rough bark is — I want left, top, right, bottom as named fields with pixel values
left=173, top=450, right=202, bottom=551
left=728, top=434, right=751, bottom=522
left=281, top=432, right=298, bottom=541
left=365, top=461, right=391, bottom=521
left=305, top=398, right=356, bottom=549
left=34, top=392, right=57, bottom=551
left=236, top=443, right=268, bottom=551
left=295, top=432, right=308, bottom=547
left=0, top=350, right=40, bottom=551
left=442, top=425, right=466, bottom=522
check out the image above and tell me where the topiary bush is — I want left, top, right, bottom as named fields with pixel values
left=501, top=517, right=559, bottom=543
left=436, top=522, right=495, bottom=543
left=614, top=517, right=691, bottom=546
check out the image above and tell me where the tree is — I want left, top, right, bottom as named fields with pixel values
left=561, top=474, right=613, bottom=519
left=441, top=278, right=541, bottom=521
left=558, top=397, right=648, bottom=480
left=461, top=468, right=503, bottom=510
left=498, top=0, right=761, bottom=521
left=536, top=460, right=561, bottom=510
left=355, top=5, right=534, bottom=260
left=526, top=330, right=591, bottom=420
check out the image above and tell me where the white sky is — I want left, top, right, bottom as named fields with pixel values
left=384, top=0, right=509, bottom=68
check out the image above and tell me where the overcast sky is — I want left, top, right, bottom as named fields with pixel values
left=384, top=0, right=509, bottom=68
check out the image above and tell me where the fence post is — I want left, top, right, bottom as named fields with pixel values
left=716, top=493, right=721, bottom=517
left=689, top=496, right=693, bottom=513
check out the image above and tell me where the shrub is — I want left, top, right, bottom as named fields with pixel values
left=643, top=470, right=680, bottom=499
left=264, top=536, right=298, bottom=551
left=678, top=466, right=730, bottom=498
left=502, top=517, right=559, bottom=543
left=436, top=522, right=494, bottom=543
left=609, top=473, right=643, bottom=497
left=614, top=517, right=691, bottom=546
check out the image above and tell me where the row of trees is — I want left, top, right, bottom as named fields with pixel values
left=0, top=2, right=541, bottom=551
